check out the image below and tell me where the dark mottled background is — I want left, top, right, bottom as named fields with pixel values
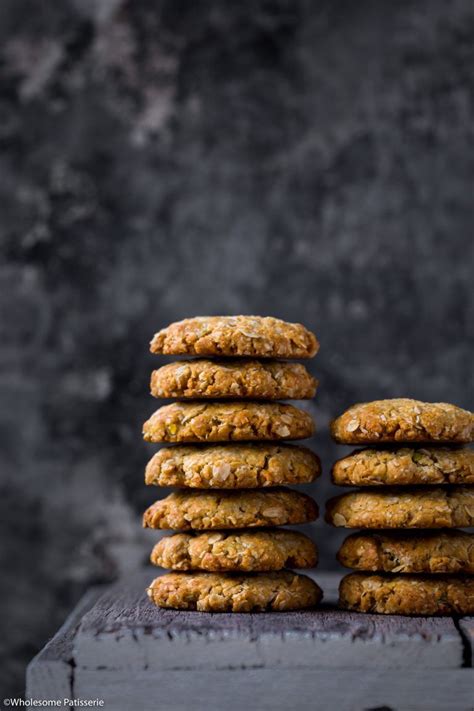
left=1, top=0, right=473, bottom=697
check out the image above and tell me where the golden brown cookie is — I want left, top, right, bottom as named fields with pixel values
left=150, top=359, right=317, bottom=400
left=150, top=316, right=319, bottom=359
left=325, top=486, right=474, bottom=529
left=147, top=570, right=322, bottom=612
left=339, top=572, right=474, bottom=615
left=338, top=531, right=474, bottom=574
left=143, top=402, right=315, bottom=443
left=330, top=399, right=474, bottom=444
left=332, top=447, right=474, bottom=486
left=143, top=487, right=318, bottom=530
left=145, top=443, right=321, bottom=489
left=151, top=529, right=318, bottom=572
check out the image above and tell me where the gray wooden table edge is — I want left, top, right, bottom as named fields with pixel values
left=26, top=571, right=474, bottom=711
left=25, top=587, right=103, bottom=700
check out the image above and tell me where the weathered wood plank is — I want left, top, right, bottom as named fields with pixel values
left=27, top=572, right=473, bottom=710
left=73, top=570, right=465, bottom=671
left=26, top=587, right=102, bottom=700
left=74, top=667, right=474, bottom=711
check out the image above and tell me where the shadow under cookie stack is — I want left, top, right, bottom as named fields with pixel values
left=142, top=316, right=323, bottom=612
left=326, top=398, right=474, bottom=615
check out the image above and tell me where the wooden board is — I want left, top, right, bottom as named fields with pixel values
left=27, top=571, right=474, bottom=711
left=74, top=668, right=474, bottom=711
left=73, top=571, right=466, bottom=671
left=25, top=587, right=102, bottom=700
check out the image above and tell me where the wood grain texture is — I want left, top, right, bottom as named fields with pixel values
left=27, top=572, right=474, bottom=711
left=74, top=668, right=474, bottom=711
left=25, top=588, right=102, bottom=700
left=73, top=571, right=466, bottom=671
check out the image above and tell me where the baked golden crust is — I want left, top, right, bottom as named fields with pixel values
left=330, top=399, right=474, bottom=444
left=325, top=487, right=474, bottom=529
left=145, top=443, right=321, bottom=488
left=339, top=573, right=474, bottom=615
left=338, top=531, right=474, bottom=574
left=143, top=402, right=315, bottom=443
left=143, top=487, right=318, bottom=530
left=151, top=529, right=318, bottom=572
left=150, top=359, right=317, bottom=400
left=332, top=447, right=474, bottom=486
left=150, top=316, right=319, bottom=359
left=147, top=571, right=322, bottom=611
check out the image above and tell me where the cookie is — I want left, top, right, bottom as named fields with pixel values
left=143, top=402, right=315, bottom=443
left=143, top=487, right=318, bottom=530
left=330, top=399, right=474, bottom=444
left=338, top=531, right=474, bottom=574
left=145, top=443, right=321, bottom=489
left=150, top=359, right=317, bottom=400
left=151, top=529, right=318, bottom=572
left=150, top=316, right=319, bottom=359
left=147, top=570, right=322, bottom=612
left=339, top=572, right=474, bottom=615
left=332, top=447, right=474, bottom=486
left=325, top=486, right=474, bottom=529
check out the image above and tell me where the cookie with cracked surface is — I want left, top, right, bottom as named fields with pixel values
left=145, top=443, right=321, bottom=488
left=150, top=316, right=319, bottom=359
left=339, top=572, right=474, bottom=615
left=151, top=529, right=318, bottom=572
left=332, top=447, right=474, bottom=486
left=143, top=487, right=318, bottom=530
left=325, top=486, right=474, bottom=529
left=338, top=531, right=474, bottom=574
left=150, top=359, right=317, bottom=400
left=147, top=570, right=322, bottom=612
left=143, top=402, right=315, bottom=443
left=330, top=399, right=474, bottom=444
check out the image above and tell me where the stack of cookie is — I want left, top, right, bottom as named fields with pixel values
left=142, top=316, right=323, bottom=612
left=326, top=398, right=474, bottom=615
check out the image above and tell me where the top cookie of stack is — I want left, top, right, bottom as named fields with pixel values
left=143, top=316, right=323, bottom=613
left=326, top=398, right=474, bottom=616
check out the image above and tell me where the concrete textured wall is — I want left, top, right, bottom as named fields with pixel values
left=0, top=0, right=473, bottom=696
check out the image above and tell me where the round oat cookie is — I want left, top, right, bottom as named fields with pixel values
left=150, top=316, right=319, bottom=359
left=339, top=572, right=474, bottom=616
left=325, top=486, right=474, bottom=529
left=332, top=447, right=474, bottom=486
left=151, top=529, right=318, bottom=572
left=145, top=443, right=321, bottom=489
left=143, top=402, right=315, bottom=443
left=330, top=399, right=474, bottom=444
left=338, top=531, right=474, bottom=574
left=143, top=487, right=318, bottom=530
left=150, top=359, right=317, bottom=400
left=147, top=570, right=322, bottom=612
